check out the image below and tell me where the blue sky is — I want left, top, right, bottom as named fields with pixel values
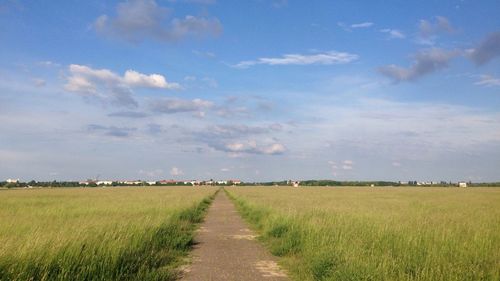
left=1, top=0, right=500, bottom=182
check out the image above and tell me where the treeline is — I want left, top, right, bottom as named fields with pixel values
left=2, top=180, right=500, bottom=189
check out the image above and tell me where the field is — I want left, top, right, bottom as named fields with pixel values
left=0, top=187, right=217, bottom=280
left=226, top=187, right=500, bottom=281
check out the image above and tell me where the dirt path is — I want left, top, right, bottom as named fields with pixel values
left=180, top=190, right=289, bottom=281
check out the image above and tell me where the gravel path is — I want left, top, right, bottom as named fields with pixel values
left=180, top=190, right=289, bottom=281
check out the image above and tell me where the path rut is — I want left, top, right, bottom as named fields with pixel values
left=180, top=190, right=289, bottom=281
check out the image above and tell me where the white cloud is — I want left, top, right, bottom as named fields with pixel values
left=235, top=51, right=359, bottom=68
left=351, top=22, right=373, bottom=28
left=64, top=64, right=180, bottom=107
left=475, top=75, right=500, bottom=87
left=124, top=70, right=181, bottom=89
left=170, top=166, right=184, bottom=176
left=380, top=29, right=405, bottom=39
left=37, top=61, right=61, bottom=68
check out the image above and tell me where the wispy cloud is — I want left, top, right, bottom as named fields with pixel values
left=87, top=124, right=137, bottom=137
left=234, top=51, right=359, bottom=68
left=94, top=0, right=222, bottom=43
left=380, top=28, right=405, bottom=39
left=475, top=75, right=500, bottom=87
left=33, top=78, right=46, bottom=87
left=271, top=0, right=288, bottom=8
left=351, top=22, right=374, bottom=28
left=338, top=21, right=374, bottom=31
left=378, top=48, right=459, bottom=82
left=108, top=111, right=149, bottom=118
left=212, top=141, right=286, bottom=156
left=150, top=98, right=213, bottom=114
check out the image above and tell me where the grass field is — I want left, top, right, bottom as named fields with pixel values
left=226, top=187, right=500, bottom=281
left=0, top=187, right=217, bottom=280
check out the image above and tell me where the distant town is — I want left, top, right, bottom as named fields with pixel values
left=2, top=178, right=500, bottom=189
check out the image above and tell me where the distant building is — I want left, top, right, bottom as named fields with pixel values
left=216, top=180, right=228, bottom=185
left=458, top=182, right=468, bottom=188
left=229, top=179, right=242, bottom=185
left=96, top=181, right=113, bottom=185
left=291, top=181, right=300, bottom=187
left=6, top=178, right=19, bottom=183
left=159, top=180, right=177, bottom=185
left=119, top=180, right=143, bottom=185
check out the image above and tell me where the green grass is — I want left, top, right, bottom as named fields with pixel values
left=0, top=187, right=218, bottom=280
left=226, top=187, right=500, bottom=281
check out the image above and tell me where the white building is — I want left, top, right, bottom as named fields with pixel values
left=458, top=182, right=468, bottom=188
left=97, top=181, right=113, bottom=185
left=6, top=179, right=19, bottom=183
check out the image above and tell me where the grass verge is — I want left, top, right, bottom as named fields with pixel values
left=0, top=188, right=218, bottom=281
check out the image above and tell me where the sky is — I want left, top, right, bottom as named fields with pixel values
left=1, top=0, right=500, bottom=182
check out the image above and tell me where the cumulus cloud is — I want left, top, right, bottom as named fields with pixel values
left=380, top=29, right=405, bottom=39
left=475, top=75, right=500, bottom=87
left=468, top=31, right=500, bottom=65
left=94, top=0, right=222, bottom=43
left=124, top=70, right=180, bottom=89
left=150, top=98, right=213, bottom=114
left=378, top=48, right=459, bottom=82
left=64, top=64, right=180, bottom=107
left=234, top=51, right=359, bottom=68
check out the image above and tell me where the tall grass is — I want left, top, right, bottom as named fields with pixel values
left=226, top=187, right=500, bottom=281
left=0, top=187, right=217, bottom=280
